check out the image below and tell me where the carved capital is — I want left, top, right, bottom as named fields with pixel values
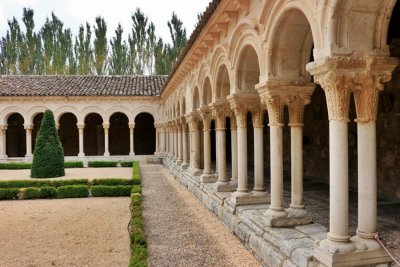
left=24, top=124, right=34, bottom=131
left=264, top=95, right=285, bottom=126
left=286, top=95, right=311, bottom=126
left=230, top=114, right=237, bottom=130
left=230, top=103, right=247, bottom=128
left=102, top=123, right=110, bottom=130
left=211, top=103, right=231, bottom=130
left=199, top=107, right=212, bottom=130
left=251, top=104, right=265, bottom=128
left=185, top=112, right=200, bottom=131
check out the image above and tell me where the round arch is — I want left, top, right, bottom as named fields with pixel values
left=27, top=106, right=46, bottom=125
left=202, top=76, right=213, bottom=106
left=82, top=106, right=107, bottom=124
left=54, top=106, right=79, bottom=125
left=58, top=112, right=78, bottom=156
left=235, top=45, right=261, bottom=92
left=84, top=113, right=104, bottom=156
left=0, top=107, right=27, bottom=125
left=134, top=112, right=155, bottom=155
left=215, top=64, right=231, bottom=101
left=105, top=107, right=133, bottom=124
left=109, top=112, right=129, bottom=155
left=6, top=113, right=26, bottom=157
left=192, top=86, right=200, bottom=111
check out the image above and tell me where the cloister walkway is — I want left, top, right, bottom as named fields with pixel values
left=141, top=162, right=400, bottom=266
left=140, top=163, right=262, bottom=267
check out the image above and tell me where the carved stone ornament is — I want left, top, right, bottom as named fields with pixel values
left=199, top=109, right=212, bottom=130
left=185, top=113, right=200, bottom=131
left=230, top=103, right=247, bottom=128
left=251, top=104, right=265, bottom=128
left=212, top=107, right=230, bottom=130
left=264, top=95, right=284, bottom=126
left=230, top=114, right=237, bottom=130
left=286, top=95, right=311, bottom=126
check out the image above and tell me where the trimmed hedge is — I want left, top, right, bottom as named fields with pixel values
left=38, top=186, right=58, bottom=199
left=0, top=162, right=31, bottom=169
left=57, top=185, right=89, bottom=198
left=0, top=188, right=19, bottom=200
left=92, top=178, right=138, bottom=186
left=0, top=179, right=89, bottom=189
left=31, top=110, right=65, bottom=178
left=64, top=161, right=84, bottom=168
left=88, top=161, right=118, bottom=168
left=129, top=193, right=147, bottom=267
left=121, top=161, right=134, bottom=167
left=91, top=185, right=132, bottom=197
left=132, top=161, right=141, bottom=185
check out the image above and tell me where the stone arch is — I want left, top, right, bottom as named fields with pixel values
left=54, top=106, right=79, bottom=125
left=202, top=76, right=213, bottom=106
left=215, top=64, right=231, bottom=101
left=328, top=0, right=397, bottom=54
left=134, top=112, right=155, bottom=155
left=180, top=96, right=186, bottom=116
left=192, top=86, right=200, bottom=110
left=265, top=7, right=315, bottom=82
left=27, top=106, right=47, bottom=125
left=228, top=21, right=264, bottom=87
left=58, top=112, right=78, bottom=156
left=6, top=113, right=26, bottom=157
left=32, top=112, right=44, bottom=152
left=210, top=46, right=233, bottom=99
left=0, top=107, right=27, bottom=125
left=105, top=107, right=133, bottom=124
left=84, top=113, right=104, bottom=156
left=235, top=45, right=261, bottom=92
left=176, top=101, right=181, bottom=117
left=82, top=107, right=107, bottom=124
left=133, top=106, right=156, bottom=121
left=109, top=112, right=129, bottom=155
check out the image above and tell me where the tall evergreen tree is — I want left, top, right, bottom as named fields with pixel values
left=167, top=12, right=187, bottom=66
left=75, top=23, right=93, bottom=74
left=1, top=18, right=22, bottom=74
left=109, top=24, right=128, bottom=75
left=31, top=109, right=65, bottom=178
left=128, top=8, right=148, bottom=74
left=19, top=8, right=36, bottom=74
left=93, top=16, right=108, bottom=75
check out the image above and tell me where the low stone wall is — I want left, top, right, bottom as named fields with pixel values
left=163, top=157, right=328, bottom=267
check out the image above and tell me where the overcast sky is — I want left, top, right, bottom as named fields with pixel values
left=0, top=0, right=210, bottom=43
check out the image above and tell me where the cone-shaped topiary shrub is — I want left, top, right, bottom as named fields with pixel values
left=31, top=110, right=65, bottom=178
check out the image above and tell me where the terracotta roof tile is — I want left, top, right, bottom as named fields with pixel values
left=0, top=75, right=168, bottom=97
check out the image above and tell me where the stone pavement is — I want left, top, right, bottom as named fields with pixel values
left=140, top=163, right=261, bottom=267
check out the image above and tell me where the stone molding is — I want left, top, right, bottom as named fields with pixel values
left=185, top=112, right=201, bottom=131
left=199, top=106, right=212, bottom=131
left=227, top=93, right=261, bottom=128
left=210, top=102, right=231, bottom=130
left=307, top=56, right=398, bottom=122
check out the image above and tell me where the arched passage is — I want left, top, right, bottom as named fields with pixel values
left=6, top=113, right=26, bottom=157
left=134, top=113, right=155, bottom=155
left=84, top=113, right=104, bottom=156
left=59, top=113, right=78, bottom=156
left=109, top=112, right=129, bottom=155
left=32, top=113, right=43, bottom=152
left=237, top=46, right=260, bottom=92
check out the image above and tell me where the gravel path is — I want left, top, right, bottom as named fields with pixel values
left=0, top=197, right=131, bottom=267
left=141, top=164, right=261, bottom=267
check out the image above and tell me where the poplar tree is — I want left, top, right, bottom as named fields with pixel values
left=93, top=16, right=108, bottom=75
left=167, top=12, right=187, bottom=67
left=75, top=23, right=93, bottom=74
left=109, top=24, right=128, bottom=75
left=128, top=8, right=148, bottom=74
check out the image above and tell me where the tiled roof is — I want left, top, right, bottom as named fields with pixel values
left=0, top=75, right=168, bottom=97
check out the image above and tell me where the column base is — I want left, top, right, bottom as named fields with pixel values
left=214, top=181, right=237, bottom=192
left=200, top=173, right=217, bottom=183
left=231, top=190, right=270, bottom=206
left=314, top=236, right=391, bottom=267
left=24, top=155, right=33, bottom=161
left=263, top=207, right=313, bottom=227
left=175, top=159, right=182, bottom=166
left=186, top=166, right=203, bottom=177
left=129, top=152, right=135, bottom=156
left=103, top=153, right=110, bottom=157
left=181, top=162, right=189, bottom=170
left=78, top=153, right=85, bottom=158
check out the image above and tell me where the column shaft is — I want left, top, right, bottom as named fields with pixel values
left=203, top=129, right=211, bottom=174
left=217, top=129, right=227, bottom=182
left=270, top=125, right=284, bottom=210
left=328, top=120, right=350, bottom=242
left=237, top=126, right=248, bottom=192
left=103, top=125, right=110, bottom=156
left=78, top=126, right=84, bottom=157
left=182, top=127, right=188, bottom=164
left=357, top=122, right=377, bottom=237
left=193, top=129, right=201, bottom=169
left=129, top=126, right=135, bottom=156
left=25, top=127, right=33, bottom=157
left=231, top=128, right=238, bottom=183
left=253, top=126, right=264, bottom=191
left=290, top=126, right=303, bottom=208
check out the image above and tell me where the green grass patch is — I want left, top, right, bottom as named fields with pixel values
left=57, top=185, right=89, bottom=198
left=88, top=161, right=118, bottom=168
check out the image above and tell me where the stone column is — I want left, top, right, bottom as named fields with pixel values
left=287, top=95, right=311, bottom=211
left=186, top=113, right=201, bottom=172
left=0, top=126, right=6, bottom=159
left=129, top=123, right=135, bottom=156
left=265, top=95, right=286, bottom=216
left=307, top=58, right=357, bottom=257
left=181, top=117, right=189, bottom=168
left=77, top=123, right=85, bottom=157
left=230, top=103, right=248, bottom=194
left=103, top=123, right=110, bottom=156
left=24, top=124, right=33, bottom=158
left=176, top=119, right=183, bottom=165
left=252, top=106, right=265, bottom=193
left=155, top=124, right=159, bottom=154
left=174, top=122, right=178, bottom=161
left=160, top=126, right=166, bottom=153
left=230, top=115, right=238, bottom=184
left=200, top=107, right=215, bottom=182
left=351, top=59, right=397, bottom=251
